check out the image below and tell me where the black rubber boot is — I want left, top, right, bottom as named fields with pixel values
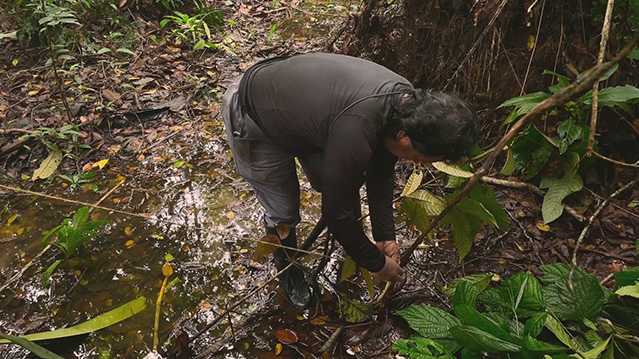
left=270, top=226, right=311, bottom=309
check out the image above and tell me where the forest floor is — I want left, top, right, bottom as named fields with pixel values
left=1, top=0, right=638, bottom=358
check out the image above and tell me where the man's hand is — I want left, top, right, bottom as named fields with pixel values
left=372, top=255, right=403, bottom=282
left=375, top=241, right=400, bottom=264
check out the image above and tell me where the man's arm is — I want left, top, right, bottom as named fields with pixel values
left=321, top=115, right=386, bottom=272
left=366, top=148, right=397, bottom=243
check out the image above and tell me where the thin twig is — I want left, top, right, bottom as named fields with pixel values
left=443, top=0, right=509, bottom=91
left=0, top=184, right=150, bottom=219
left=571, top=179, right=637, bottom=266
left=318, top=326, right=343, bottom=353
left=400, top=40, right=638, bottom=266
left=592, top=150, right=639, bottom=168
left=520, top=0, right=546, bottom=95
left=48, top=42, right=74, bottom=124
left=587, top=0, right=616, bottom=155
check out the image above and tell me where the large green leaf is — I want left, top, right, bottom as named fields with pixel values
left=0, top=333, right=64, bottom=359
left=523, top=312, right=547, bottom=337
left=396, top=304, right=461, bottom=339
left=571, top=336, right=611, bottom=359
left=545, top=314, right=586, bottom=352
left=443, top=207, right=482, bottom=259
left=498, top=272, right=545, bottom=318
left=450, top=325, right=522, bottom=352
left=498, top=91, right=550, bottom=109
left=339, top=297, right=371, bottom=323
left=0, top=297, right=147, bottom=344
left=393, top=337, right=455, bottom=359
left=581, top=85, right=639, bottom=107
left=557, top=119, right=583, bottom=155
left=614, top=267, right=639, bottom=287
left=511, top=125, right=554, bottom=179
left=540, top=171, right=583, bottom=224
left=453, top=304, right=514, bottom=343
left=499, top=91, right=550, bottom=124
left=468, top=185, right=509, bottom=229
left=406, top=190, right=446, bottom=216
left=453, top=281, right=480, bottom=308
left=541, top=264, right=606, bottom=321
left=456, top=197, right=497, bottom=227
left=615, top=284, right=639, bottom=299
left=443, top=273, right=493, bottom=297
left=402, top=189, right=446, bottom=233
left=522, top=335, right=569, bottom=353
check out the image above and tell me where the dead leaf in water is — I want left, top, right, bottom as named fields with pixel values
left=275, top=328, right=298, bottom=344
left=274, top=343, right=283, bottom=356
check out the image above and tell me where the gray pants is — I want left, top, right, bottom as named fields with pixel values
left=222, top=77, right=333, bottom=228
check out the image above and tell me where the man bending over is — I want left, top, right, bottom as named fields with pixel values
left=222, top=53, right=477, bottom=307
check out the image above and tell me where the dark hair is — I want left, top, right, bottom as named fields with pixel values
left=385, top=89, right=478, bottom=161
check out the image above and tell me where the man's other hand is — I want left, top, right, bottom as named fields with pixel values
left=375, top=240, right=400, bottom=263
left=372, top=255, right=403, bottom=282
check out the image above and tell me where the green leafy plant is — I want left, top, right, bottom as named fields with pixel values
left=159, top=5, right=223, bottom=50
left=58, top=171, right=97, bottom=191
left=41, top=207, right=107, bottom=286
left=394, top=264, right=639, bottom=358
left=498, top=69, right=639, bottom=224
left=401, top=168, right=509, bottom=260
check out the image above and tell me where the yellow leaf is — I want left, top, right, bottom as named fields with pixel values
left=274, top=343, right=283, bottom=356
left=162, top=262, right=174, bottom=277
left=239, top=248, right=249, bottom=254
left=92, top=159, right=109, bottom=170
left=6, top=213, right=18, bottom=225
left=401, top=169, right=423, bottom=197
left=124, top=239, right=135, bottom=249
left=310, top=316, right=328, bottom=326
left=124, top=226, right=135, bottom=236
left=536, top=221, right=550, bottom=232
left=225, top=211, right=236, bottom=220
left=28, top=89, right=40, bottom=96
left=527, top=35, right=535, bottom=50
left=32, top=150, right=63, bottom=181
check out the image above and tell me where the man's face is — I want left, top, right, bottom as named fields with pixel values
left=384, top=131, right=445, bottom=164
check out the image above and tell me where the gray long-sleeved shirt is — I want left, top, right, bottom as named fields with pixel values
left=238, top=53, right=413, bottom=272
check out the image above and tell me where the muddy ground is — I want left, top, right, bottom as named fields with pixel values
left=1, top=0, right=638, bottom=358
